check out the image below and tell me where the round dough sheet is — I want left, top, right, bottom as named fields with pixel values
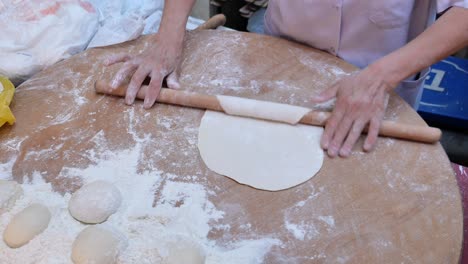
left=198, top=111, right=324, bottom=191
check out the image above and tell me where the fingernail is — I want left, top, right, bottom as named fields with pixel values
left=111, top=79, right=119, bottom=89
left=143, top=97, right=153, bottom=108
left=125, top=97, right=133, bottom=105
left=340, top=148, right=350, bottom=157
left=321, top=139, right=329, bottom=149
left=364, top=142, right=372, bottom=151
left=328, top=147, right=337, bottom=157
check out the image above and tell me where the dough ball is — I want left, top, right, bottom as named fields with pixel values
left=71, top=225, right=127, bottom=264
left=3, top=203, right=51, bottom=248
left=0, top=180, right=23, bottom=215
left=166, top=240, right=205, bottom=264
left=68, top=180, right=122, bottom=224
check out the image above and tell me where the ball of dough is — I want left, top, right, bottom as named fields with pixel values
left=0, top=180, right=23, bottom=215
left=68, top=180, right=122, bottom=224
left=3, top=203, right=51, bottom=248
left=71, top=225, right=127, bottom=264
left=166, top=240, right=205, bottom=264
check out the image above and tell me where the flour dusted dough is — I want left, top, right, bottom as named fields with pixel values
left=71, top=225, right=127, bottom=264
left=3, top=203, right=51, bottom=248
left=165, top=240, right=205, bottom=264
left=217, top=95, right=311, bottom=124
left=69, top=181, right=122, bottom=224
left=0, top=180, right=23, bottom=215
left=198, top=110, right=324, bottom=191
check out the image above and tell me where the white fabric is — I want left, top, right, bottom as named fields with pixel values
left=0, top=0, right=99, bottom=84
left=0, top=0, right=206, bottom=84
left=86, top=0, right=161, bottom=48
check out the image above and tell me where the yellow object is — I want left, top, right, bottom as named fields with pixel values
left=0, top=76, right=15, bottom=127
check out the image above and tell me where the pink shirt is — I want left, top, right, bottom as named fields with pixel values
left=264, top=0, right=466, bottom=107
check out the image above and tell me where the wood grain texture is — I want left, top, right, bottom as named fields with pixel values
left=0, top=30, right=462, bottom=263
left=95, top=82, right=442, bottom=143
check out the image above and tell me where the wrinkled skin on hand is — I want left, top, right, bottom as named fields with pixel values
left=105, top=34, right=183, bottom=109
left=313, top=68, right=391, bottom=158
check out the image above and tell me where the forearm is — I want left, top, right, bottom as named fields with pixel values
left=158, top=0, right=197, bottom=45
left=370, top=6, right=468, bottom=89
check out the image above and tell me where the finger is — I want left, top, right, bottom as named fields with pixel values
left=327, top=113, right=354, bottom=157
left=321, top=103, right=345, bottom=151
left=166, top=70, right=181, bottom=89
left=125, top=67, right=150, bottom=105
left=104, top=54, right=131, bottom=66
left=339, top=119, right=366, bottom=157
left=311, top=83, right=339, bottom=103
left=364, top=117, right=381, bottom=152
left=111, top=62, right=138, bottom=89
left=143, top=72, right=164, bottom=109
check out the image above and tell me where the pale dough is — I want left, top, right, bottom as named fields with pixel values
left=71, top=225, right=127, bottom=264
left=198, top=111, right=324, bottom=191
left=3, top=203, right=51, bottom=248
left=217, top=95, right=311, bottom=125
left=68, top=181, right=122, bottom=224
left=165, top=240, right=205, bottom=264
left=0, top=180, right=23, bottom=216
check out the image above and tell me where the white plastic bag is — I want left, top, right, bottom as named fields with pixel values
left=86, top=0, right=162, bottom=48
left=0, top=0, right=99, bottom=84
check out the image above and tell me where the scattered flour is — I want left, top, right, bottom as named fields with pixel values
left=284, top=220, right=319, bottom=241
left=293, top=186, right=324, bottom=208
left=317, top=216, right=335, bottom=229
left=285, top=221, right=306, bottom=240
left=0, top=137, right=280, bottom=263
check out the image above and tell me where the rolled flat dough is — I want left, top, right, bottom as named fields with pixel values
left=217, top=95, right=311, bottom=125
left=198, top=111, right=324, bottom=191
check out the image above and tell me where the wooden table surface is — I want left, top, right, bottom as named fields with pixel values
left=0, top=30, right=463, bottom=263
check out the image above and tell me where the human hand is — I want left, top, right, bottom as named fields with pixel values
left=105, top=34, right=183, bottom=109
left=312, top=67, right=392, bottom=158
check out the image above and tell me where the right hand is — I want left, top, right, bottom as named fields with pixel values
left=105, top=34, right=183, bottom=109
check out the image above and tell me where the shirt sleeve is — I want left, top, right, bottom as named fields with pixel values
left=436, top=0, right=467, bottom=13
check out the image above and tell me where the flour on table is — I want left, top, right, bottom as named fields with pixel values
left=0, top=140, right=279, bottom=263
left=0, top=180, right=23, bottom=216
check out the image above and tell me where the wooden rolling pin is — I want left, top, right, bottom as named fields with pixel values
left=195, top=14, right=227, bottom=31
left=95, top=80, right=442, bottom=144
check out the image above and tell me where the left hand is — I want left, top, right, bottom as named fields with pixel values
left=312, top=67, right=392, bottom=158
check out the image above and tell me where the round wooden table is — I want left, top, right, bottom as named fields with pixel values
left=0, top=30, right=462, bottom=263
